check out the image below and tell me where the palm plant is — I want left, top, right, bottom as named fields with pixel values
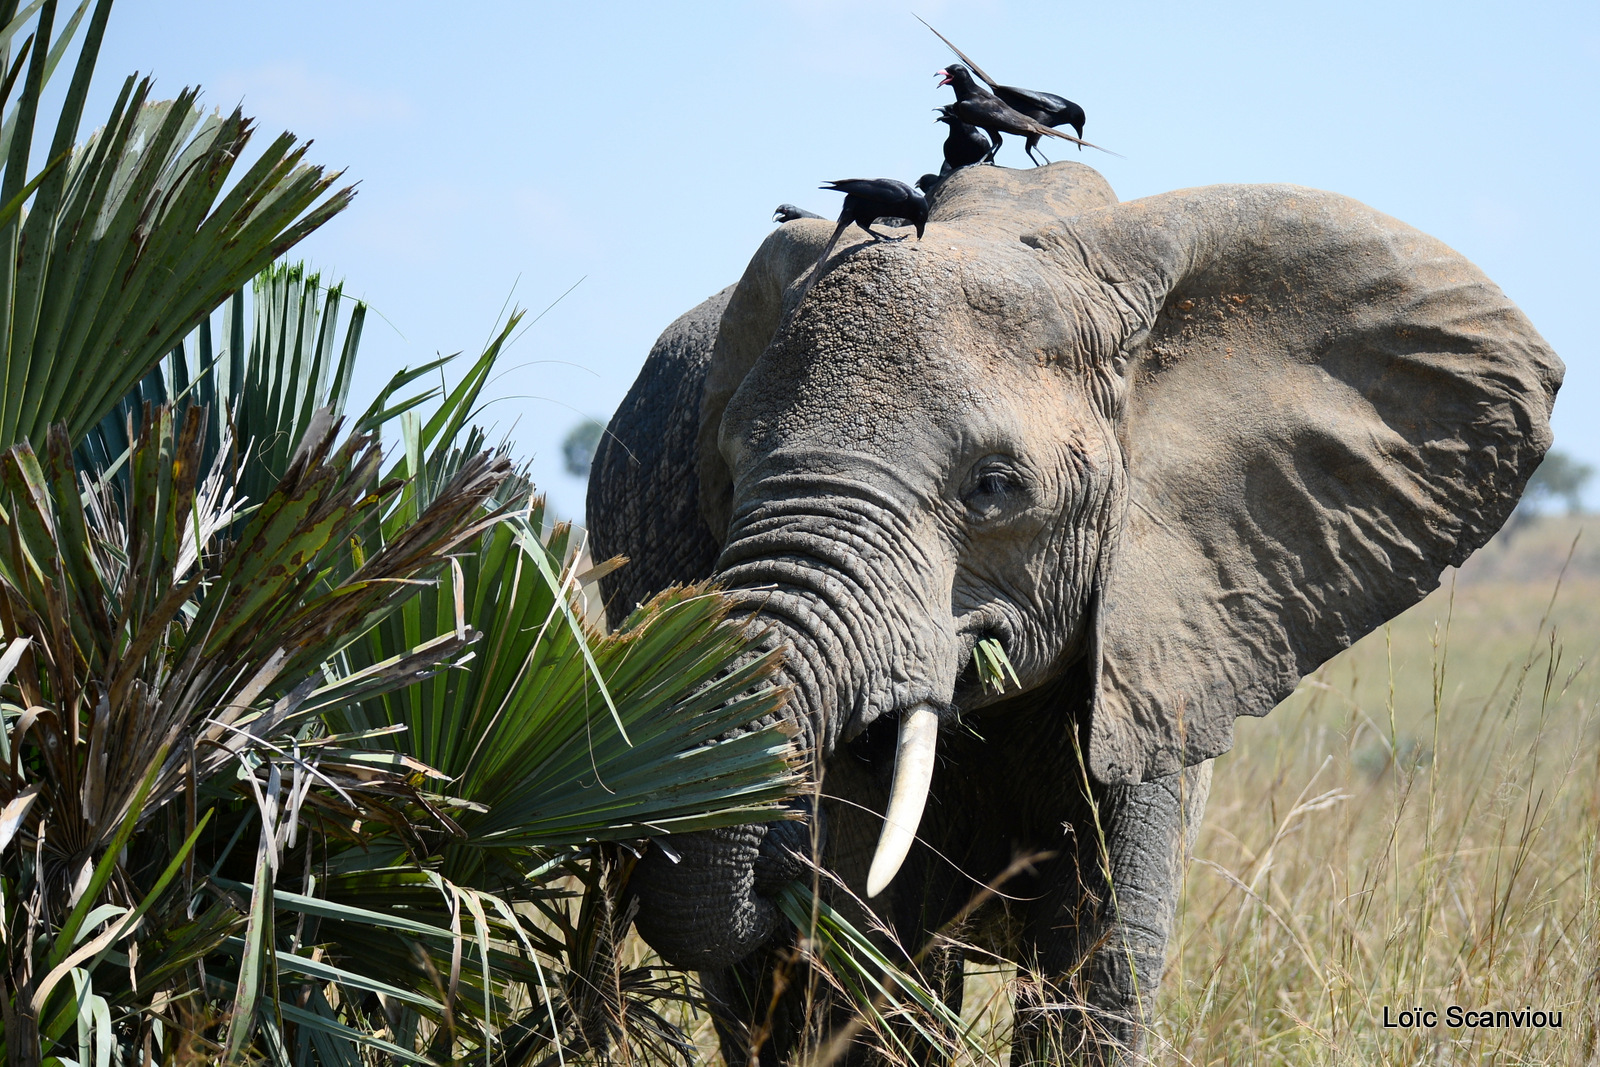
left=0, top=0, right=353, bottom=452
left=211, top=297, right=803, bottom=1063
left=0, top=398, right=512, bottom=1060
left=310, top=527, right=799, bottom=1063
left=0, top=299, right=806, bottom=1066
left=0, top=2, right=842, bottom=1061
left=0, top=248, right=801, bottom=1065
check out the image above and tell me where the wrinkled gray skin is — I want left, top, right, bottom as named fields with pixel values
left=588, top=164, right=1562, bottom=1065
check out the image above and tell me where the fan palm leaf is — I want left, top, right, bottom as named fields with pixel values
left=0, top=0, right=353, bottom=451
left=75, top=262, right=384, bottom=499
left=0, top=403, right=514, bottom=1059
left=300, top=506, right=799, bottom=1060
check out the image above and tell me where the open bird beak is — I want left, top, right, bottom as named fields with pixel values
left=936, top=69, right=953, bottom=86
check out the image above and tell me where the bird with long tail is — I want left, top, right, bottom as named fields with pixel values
left=920, top=16, right=1117, bottom=161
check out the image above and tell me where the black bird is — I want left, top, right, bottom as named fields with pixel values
left=811, top=178, right=929, bottom=274
left=821, top=179, right=927, bottom=241
left=773, top=203, right=825, bottom=223
left=994, top=85, right=1085, bottom=145
left=921, top=18, right=1110, bottom=159
left=936, top=104, right=992, bottom=171
left=939, top=64, right=1094, bottom=167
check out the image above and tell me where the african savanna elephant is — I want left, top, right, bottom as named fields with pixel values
left=587, top=163, right=1561, bottom=1065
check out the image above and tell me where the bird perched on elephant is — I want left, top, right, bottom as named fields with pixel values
left=939, top=64, right=1100, bottom=165
left=921, top=17, right=1089, bottom=145
left=773, top=203, right=824, bottom=223
left=936, top=103, right=994, bottom=171
left=588, top=163, right=1561, bottom=1065
left=809, top=178, right=929, bottom=292
left=819, top=178, right=928, bottom=241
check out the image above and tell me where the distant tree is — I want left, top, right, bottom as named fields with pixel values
left=1502, top=449, right=1592, bottom=543
left=1520, top=450, right=1593, bottom=516
left=563, top=417, right=607, bottom=478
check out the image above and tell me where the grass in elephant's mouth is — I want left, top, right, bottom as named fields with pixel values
left=972, top=637, right=1021, bottom=695
left=618, top=520, right=1600, bottom=1065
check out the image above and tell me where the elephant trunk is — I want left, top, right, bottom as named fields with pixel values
left=631, top=492, right=959, bottom=968
left=628, top=611, right=829, bottom=972
left=629, top=823, right=783, bottom=972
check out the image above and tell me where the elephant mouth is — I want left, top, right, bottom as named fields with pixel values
left=862, top=620, right=1014, bottom=897
left=951, top=613, right=1019, bottom=711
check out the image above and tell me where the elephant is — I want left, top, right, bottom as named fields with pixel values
left=586, top=162, right=1562, bottom=1065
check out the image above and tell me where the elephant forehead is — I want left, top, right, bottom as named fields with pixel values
left=730, top=238, right=1081, bottom=450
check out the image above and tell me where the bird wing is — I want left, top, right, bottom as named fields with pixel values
left=996, top=84, right=1076, bottom=116
left=964, top=100, right=1116, bottom=155
left=823, top=178, right=913, bottom=200
left=916, top=16, right=1004, bottom=92
left=960, top=97, right=1055, bottom=137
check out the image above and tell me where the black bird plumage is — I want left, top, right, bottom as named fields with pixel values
left=939, top=64, right=1092, bottom=167
left=920, top=18, right=1113, bottom=161
left=994, top=84, right=1086, bottom=142
left=820, top=178, right=927, bottom=240
left=936, top=104, right=992, bottom=171
left=809, top=178, right=928, bottom=278
left=773, top=203, right=825, bottom=223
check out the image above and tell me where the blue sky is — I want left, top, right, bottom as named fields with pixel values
left=82, top=1, right=1599, bottom=518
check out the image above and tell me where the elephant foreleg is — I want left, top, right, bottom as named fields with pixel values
left=1012, top=760, right=1213, bottom=1066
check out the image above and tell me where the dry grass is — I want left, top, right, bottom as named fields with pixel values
left=1153, top=518, right=1600, bottom=1066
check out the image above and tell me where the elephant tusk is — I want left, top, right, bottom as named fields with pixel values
left=866, top=704, right=940, bottom=898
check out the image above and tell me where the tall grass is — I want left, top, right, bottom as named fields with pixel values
left=1156, top=529, right=1600, bottom=1066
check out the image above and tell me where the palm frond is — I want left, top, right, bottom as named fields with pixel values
left=0, top=403, right=512, bottom=1058
left=0, top=6, right=353, bottom=450
left=334, top=517, right=799, bottom=854
left=75, top=262, right=378, bottom=507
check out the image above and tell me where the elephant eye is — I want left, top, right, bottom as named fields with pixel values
left=962, top=458, right=1026, bottom=518
left=975, top=470, right=1011, bottom=496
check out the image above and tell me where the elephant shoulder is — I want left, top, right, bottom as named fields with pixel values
left=588, top=285, right=735, bottom=628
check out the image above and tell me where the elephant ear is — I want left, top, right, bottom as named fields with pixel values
left=588, top=286, right=735, bottom=628
left=1057, top=185, right=1562, bottom=784
left=696, top=163, right=1120, bottom=539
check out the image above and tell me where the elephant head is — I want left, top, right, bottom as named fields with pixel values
left=622, top=163, right=1561, bottom=971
